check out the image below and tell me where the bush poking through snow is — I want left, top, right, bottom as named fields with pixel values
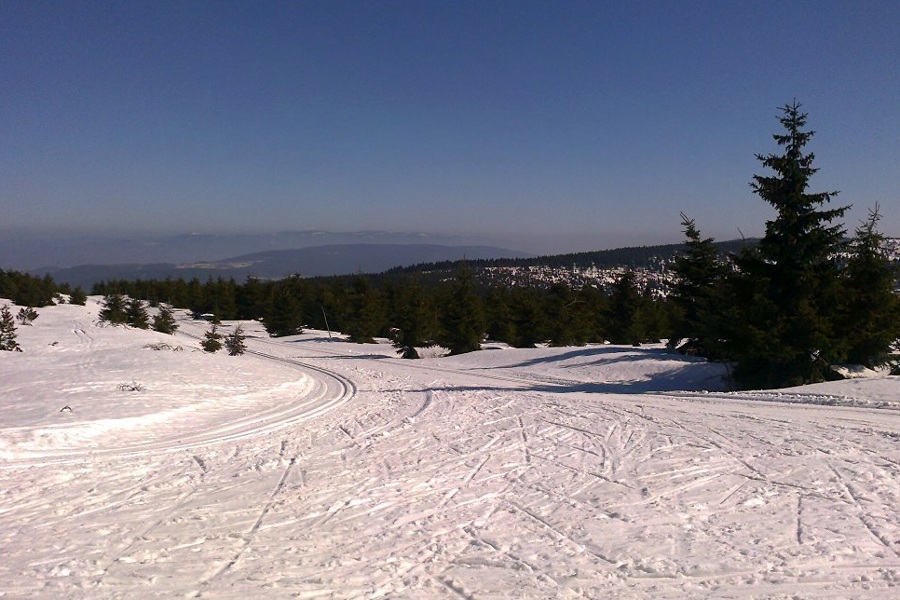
left=116, top=381, right=144, bottom=392
left=16, top=307, right=38, bottom=325
left=143, top=342, right=183, bottom=351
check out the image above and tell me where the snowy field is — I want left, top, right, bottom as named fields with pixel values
left=1, top=298, right=899, bottom=599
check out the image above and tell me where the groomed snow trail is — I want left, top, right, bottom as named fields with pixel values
left=1, top=303, right=899, bottom=599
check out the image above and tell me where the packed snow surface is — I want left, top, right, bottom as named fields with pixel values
left=2, top=299, right=899, bottom=599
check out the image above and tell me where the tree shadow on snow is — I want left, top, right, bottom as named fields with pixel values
left=389, top=365, right=728, bottom=396
left=484, top=345, right=708, bottom=371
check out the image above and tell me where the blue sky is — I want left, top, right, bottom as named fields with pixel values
left=2, top=0, right=899, bottom=254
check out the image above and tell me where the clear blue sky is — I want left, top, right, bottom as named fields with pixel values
left=2, top=0, right=899, bottom=253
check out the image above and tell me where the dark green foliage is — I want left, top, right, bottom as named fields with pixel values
left=99, top=294, right=128, bottom=325
left=438, top=266, right=485, bottom=355
left=69, top=286, right=87, bottom=305
left=0, top=269, right=58, bottom=307
left=152, top=304, right=179, bottom=334
left=200, top=323, right=223, bottom=353
left=545, top=283, right=593, bottom=347
left=668, top=214, right=730, bottom=358
left=839, top=206, right=900, bottom=368
left=225, top=325, right=247, bottom=356
left=389, top=278, right=438, bottom=358
left=484, top=287, right=515, bottom=344
left=508, top=286, right=546, bottom=348
left=0, top=305, right=22, bottom=352
left=729, top=101, right=849, bottom=388
left=16, top=306, right=38, bottom=325
left=126, top=298, right=150, bottom=329
left=236, top=277, right=270, bottom=321
left=263, top=283, right=304, bottom=337
left=342, top=276, right=386, bottom=343
left=605, top=271, right=651, bottom=345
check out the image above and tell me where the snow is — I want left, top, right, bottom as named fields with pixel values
left=1, top=298, right=899, bottom=598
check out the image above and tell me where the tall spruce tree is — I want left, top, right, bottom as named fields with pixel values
left=342, top=276, right=385, bottom=344
left=668, top=214, right=729, bottom=357
left=389, top=278, right=437, bottom=359
left=730, top=101, right=849, bottom=387
left=546, top=283, right=591, bottom=347
left=839, top=206, right=900, bottom=368
left=605, top=270, right=649, bottom=345
left=509, top=286, right=546, bottom=348
left=263, top=284, right=303, bottom=337
left=439, top=265, right=485, bottom=355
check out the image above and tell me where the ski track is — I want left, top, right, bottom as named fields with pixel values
left=1, top=313, right=900, bottom=598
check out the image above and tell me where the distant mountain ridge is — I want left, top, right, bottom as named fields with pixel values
left=0, top=230, right=504, bottom=272
left=43, top=244, right=532, bottom=288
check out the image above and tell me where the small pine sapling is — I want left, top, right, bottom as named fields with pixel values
left=225, top=325, right=247, bottom=356
left=0, top=305, right=22, bottom=352
left=201, top=323, right=223, bottom=353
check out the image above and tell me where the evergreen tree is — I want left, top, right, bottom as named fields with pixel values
left=390, top=278, right=437, bottom=359
left=126, top=298, right=149, bottom=329
left=263, top=284, right=303, bottom=337
left=0, top=305, right=22, bottom=352
left=668, top=214, right=730, bottom=357
left=576, top=285, right=608, bottom=343
left=200, top=323, right=223, bottom=353
left=342, top=276, right=385, bottom=343
left=546, top=283, right=591, bottom=347
left=605, top=270, right=649, bottom=345
left=99, top=294, right=128, bottom=325
left=225, top=325, right=247, bottom=356
left=438, top=265, right=485, bottom=355
left=730, top=101, right=849, bottom=387
left=839, top=206, right=900, bottom=368
left=484, top=287, right=515, bottom=344
left=152, top=304, right=179, bottom=334
left=69, top=286, right=87, bottom=306
left=508, top=286, right=546, bottom=348
left=236, top=277, right=270, bottom=321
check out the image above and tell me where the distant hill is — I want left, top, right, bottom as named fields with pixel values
left=384, top=239, right=757, bottom=275
left=1, top=230, right=506, bottom=272
left=44, top=244, right=532, bottom=288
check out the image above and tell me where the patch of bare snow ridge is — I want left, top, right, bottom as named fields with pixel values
left=1, top=298, right=899, bottom=599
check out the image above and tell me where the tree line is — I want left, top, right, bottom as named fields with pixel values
left=90, top=266, right=671, bottom=359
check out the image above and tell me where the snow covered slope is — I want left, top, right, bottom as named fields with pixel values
left=1, top=299, right=899, bottom=598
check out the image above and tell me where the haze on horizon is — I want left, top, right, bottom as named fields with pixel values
left=2, top=1, right=899, bottom=257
